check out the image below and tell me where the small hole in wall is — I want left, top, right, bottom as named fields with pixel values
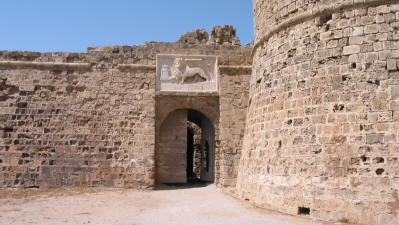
left=314, top=149, right=322, bottom=154
left=333, top=104, right=345, bottom=112
left=320, top=14, right=332, bottom=25
left=367, top=80, right=380, bottom=86
left=376, top=168, right=384, bottom=175
left=298, top=207, right=310, bottom=215
left=352, top=63, right=357, bottom=69
left=361, top=155, right=369, bottom=162
left=375, top=157, right=384, bottom=164
left=3, top=127, right=13, bottom=132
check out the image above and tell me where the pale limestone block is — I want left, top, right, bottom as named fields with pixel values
left=364, top=24, right=379, bottom=34
left=392, top=86, right=399, bottom=100
left=353, top=26, right=364, bottom=36
left=349, top=36, right=364, bottom=45
left=343, top=45, right=361, bottom=55
left=320, top=31, right=332, bottom=41
left=376, top=5, right=390, bottom=14
left=387, top=59, right=397, bottom=71
left=379, top=23, right=389, bottom=33
left=348, top=54, right=359, bottom=62
left=384, top=13, right=396, bottom=23
left=373, top=42, right=383, bottom=51
left=376, top=14, right=385, bottom=24
left=365, top=52, right=378, bottom=63
left=379, top=50, right=391, bottom=60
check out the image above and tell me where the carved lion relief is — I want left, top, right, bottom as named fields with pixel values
left=156, top=55, right=218, bottom=93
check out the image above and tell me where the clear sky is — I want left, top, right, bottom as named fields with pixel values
left=0, top=1, right=253, bottom=53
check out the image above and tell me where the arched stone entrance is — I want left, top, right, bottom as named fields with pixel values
left=156, top=109, right=215, bottom=184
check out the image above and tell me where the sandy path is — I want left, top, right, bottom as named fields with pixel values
left=0, top=184, right=330, bottom=225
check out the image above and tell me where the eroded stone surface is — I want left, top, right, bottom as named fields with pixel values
left=178, top=29, right=209, bottom=44
left=208, top=25, right=241, bottom=46
left=238, top=1, right=399, bottom=225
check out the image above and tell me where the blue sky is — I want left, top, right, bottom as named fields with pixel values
left=0, top=1, right=253, bottom=53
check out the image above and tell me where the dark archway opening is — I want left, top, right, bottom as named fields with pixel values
left=156, top=109, right=215, bottom=187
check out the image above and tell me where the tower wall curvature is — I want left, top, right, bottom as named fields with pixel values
left=237, top=1, right=399, bottom=224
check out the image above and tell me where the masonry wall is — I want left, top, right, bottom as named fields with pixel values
left=237, top=1, right=399, bottom=224
left=219, top=68, right=251, bottom=188
left=157, top=109, right=187, bottom=183
left=0, top=52, right=156, bottom=189
left=0, top=40, right=252, bottom=189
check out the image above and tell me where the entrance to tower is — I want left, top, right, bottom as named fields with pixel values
left=157, top=109, right=215, bottom=184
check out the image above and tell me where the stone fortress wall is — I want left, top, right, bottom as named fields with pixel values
left=0, top=26, right=252, bottom=189
left=237, top=0, right=399, bottom=224
left=2, top=1, right=399, bottom=224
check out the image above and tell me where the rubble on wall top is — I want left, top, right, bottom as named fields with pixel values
left=177, top=25, right=241, bottom=46
left=178, top=29, right=209, bottom=45
left=88, top=25, right=244, bottom=52
left=208, top=25, right=241, bottom=46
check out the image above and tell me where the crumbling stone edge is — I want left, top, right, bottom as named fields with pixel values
left=0, top=61, right=92, bottom=71
left=117, top=64, right=156, bottom=71
left=252, top=0, right=399, bottom=57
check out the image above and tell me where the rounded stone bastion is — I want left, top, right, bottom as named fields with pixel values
left=237, top=1, right=399, bottom=224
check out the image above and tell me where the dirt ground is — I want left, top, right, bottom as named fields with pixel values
left=0, top=184, right=339, bottom=225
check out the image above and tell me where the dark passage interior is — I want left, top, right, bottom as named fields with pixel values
left=186, top=121, right=201, bottom=180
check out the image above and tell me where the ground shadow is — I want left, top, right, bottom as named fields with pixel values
left=155, top=178, right=213, bottom=190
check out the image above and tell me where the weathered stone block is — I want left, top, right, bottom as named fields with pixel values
left=349, top=36, right=364, bottom=45
left=390, top=50, right=399, bottom=59
left=343, top=45, right=361, bottom=55
left=353, top=26, right=364, bottom=36
left=366, top=133, right=385, bottom=144
left=392, top=86, right=399, bottom=100
left=387, top=59, right=398, bottom=71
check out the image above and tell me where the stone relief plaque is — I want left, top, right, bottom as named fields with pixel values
left=156, top=55, right=218, bottom=93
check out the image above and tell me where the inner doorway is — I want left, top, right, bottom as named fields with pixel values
left=157, top=109, right=215, bottom=184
